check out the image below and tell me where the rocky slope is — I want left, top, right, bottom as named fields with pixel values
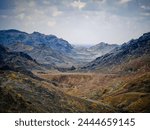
left=81, top=32, right=150, bottom=73
left=0, top=29, right=75, bottom=67
left=0, top=70, right=117, bottom=112
left=0, top=29, right=73, bottom=53
left=0, top=45, right=44, bottom=73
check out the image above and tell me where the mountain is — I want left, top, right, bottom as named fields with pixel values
left=88, top=42, right=118, bottom=55
left=0, top=44, right=43, bottom=73
left=72, top=42, right=118, bottom=64
left=9, top=42, right=76, bottom=67
left=81, top=32, right=150, bottom=73
left=30, top=31, right=73, bottom=53
left=0, top=29, right=75, bottom=67
left=0, top=29, right=73, bottom=53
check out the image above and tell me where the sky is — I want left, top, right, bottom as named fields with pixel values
left=0, top=0, right=150, bottom=45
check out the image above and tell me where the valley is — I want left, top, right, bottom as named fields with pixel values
left=0, top=30, right=150, bottom=112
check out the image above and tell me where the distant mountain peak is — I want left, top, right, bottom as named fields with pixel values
left=98, top=42, right=109, bottom=45
left=32, top=31, right=42, bottom=35
left=88, top=42, right=118, bottom=53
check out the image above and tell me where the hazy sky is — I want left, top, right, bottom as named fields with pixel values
left=0, top=0, right=150, bottom=45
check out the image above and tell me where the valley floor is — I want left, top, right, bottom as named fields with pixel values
left=33, top=70, right=150, bottom=113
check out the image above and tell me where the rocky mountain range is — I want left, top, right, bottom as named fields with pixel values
left=81, top=32, right=150, bottom=73
left=0, top=29, right=118, bottom=68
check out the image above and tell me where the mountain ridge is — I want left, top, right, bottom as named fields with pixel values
left=0, top=29, right=120, bottom=67
left=0, top=44, right=44, bottom=74
left=0, top=29, right=76, bottom=67
left=81, top=32, right=150, bottom=73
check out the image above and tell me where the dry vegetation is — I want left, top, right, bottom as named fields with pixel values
left=0, top=71, right=116, bottom=112
left=1, top=66, right=149, bottom=112
left=33, top=70, right=150, bottom=112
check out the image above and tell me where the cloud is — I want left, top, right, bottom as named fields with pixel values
left=52, top=8, right=63, bottom=17
left=141, top=12, right=150, bottom=16
left=16, top=13, right=25, bottom=20
left=92, top=0, right=106, bottom=3
left=71, top=0, right=86, bottom=9
left=141, top=5, right=150, bottom=10
left=118, top=0, right=132, bottom=4
left=28, top=1, right=35, bottom=7
left=47, top=20, right=56, bottom=27
left=43, top=0, right=50, bottom=5
left=0, top=15, right=8, bottom=19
